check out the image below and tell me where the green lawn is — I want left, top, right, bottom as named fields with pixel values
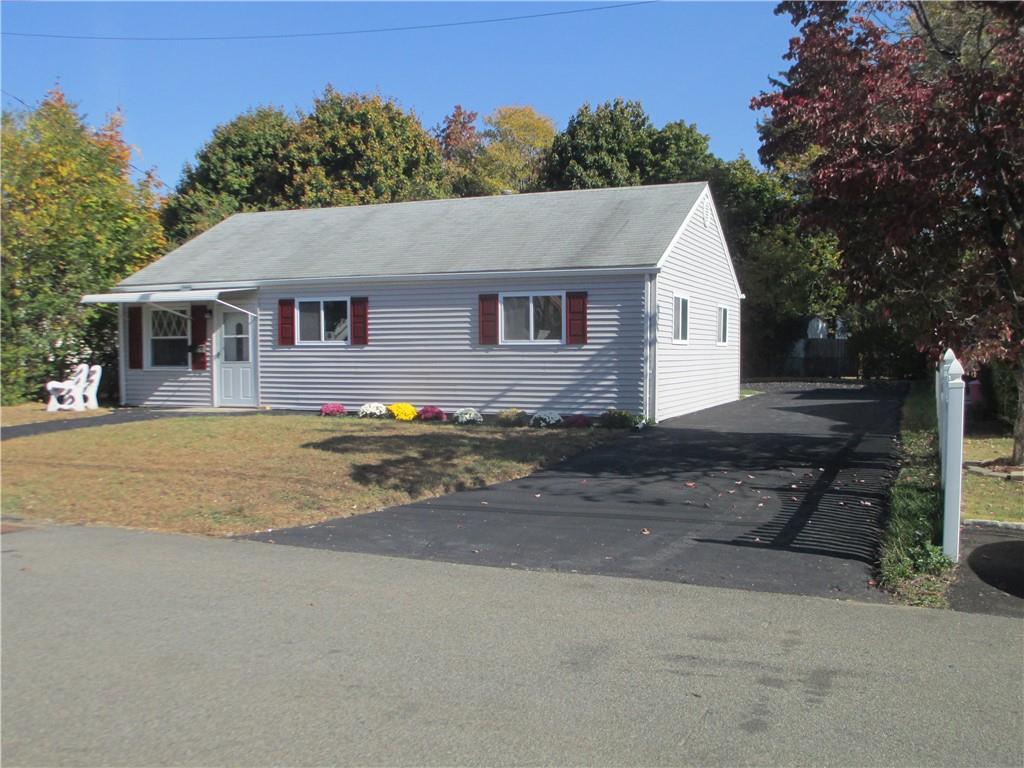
left=2, top=414, right=621, bottom=535
left=962, top=429, right=1022, bottom=523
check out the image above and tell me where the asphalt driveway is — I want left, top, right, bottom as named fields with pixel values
left=250, top=383, right=903, bottom=601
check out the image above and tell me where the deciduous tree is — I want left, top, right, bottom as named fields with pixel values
left=1, top=88, right=165, bottom=402
left=161, top=106, right=297, bottom=243
left=286, top=87, right=446, bottom=207
left=477, top=105, right=556, bottom=193
left=753, top=1, right=1024, bottom=461
left=545, top=98, right=656, bottom=189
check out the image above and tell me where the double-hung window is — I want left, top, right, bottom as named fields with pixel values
left=672, top=295, right=689, bottom=343
left=297, top=299, right=349, bottom=343
left=717, top=306, right=729, bottom=345
left=501, top=293, right=564, bottom=344
left=149, top=307, right=190, bottom=368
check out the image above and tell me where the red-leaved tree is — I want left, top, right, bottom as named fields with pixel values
left=753, top=1, right=1024, bottom=462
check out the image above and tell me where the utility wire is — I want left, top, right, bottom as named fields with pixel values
left=1, top=89, right=31, bottom=107
left=2, top=1, right=656, bottom=42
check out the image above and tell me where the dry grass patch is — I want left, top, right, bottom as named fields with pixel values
left=2, top=403, right=114, bottom=428
left=2, top=414, right=620, bottom=535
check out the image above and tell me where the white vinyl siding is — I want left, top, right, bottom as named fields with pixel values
left=121, top=304, right=213, bottom=407
left=655, top=191, right=741, bottom=421
left=257, top=274, right=645, bottom=414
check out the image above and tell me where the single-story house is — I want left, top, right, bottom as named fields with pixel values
left=82, top=182, right=743, bottom=422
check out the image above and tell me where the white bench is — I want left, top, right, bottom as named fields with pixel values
left=46, top=364, right=102, bottom=412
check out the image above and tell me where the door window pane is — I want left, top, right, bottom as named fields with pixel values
left=323, top=301, right=349, bottom=341
left=298, top=301, right=321, bottom=341
left=533, top=295, right=562, bottom=340
left=226, top=337, right=248, bottom=362
left=223, top=312, right=250, bottom=361
left=502, top=296, right=530, bottom=340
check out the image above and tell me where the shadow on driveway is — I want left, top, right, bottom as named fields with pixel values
left=246, top=384, right=905, bottom=602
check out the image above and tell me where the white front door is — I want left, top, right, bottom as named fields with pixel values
left=217, top=309, right=257, bottom=406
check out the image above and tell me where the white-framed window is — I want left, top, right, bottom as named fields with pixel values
left=296, top=298, right=349, bottom=343
left=147, top=306, right=190, bottom=369
left=717, top=306, right=729, bottom=345
left=672, top=295, right=690, bottom=343
left=499, top=292, right=565, bottom=344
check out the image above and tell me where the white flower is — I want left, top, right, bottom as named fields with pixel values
left=530, top=410, right=563, bottom=428
left=453, top=407, right=484, bottom=425
left=358, top=402, right=389, bottom=418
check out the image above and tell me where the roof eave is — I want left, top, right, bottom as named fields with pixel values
left=115, top=264, right=661, bottom=292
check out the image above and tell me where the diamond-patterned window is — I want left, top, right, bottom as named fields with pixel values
left=150, top=308, right=189, bottom=367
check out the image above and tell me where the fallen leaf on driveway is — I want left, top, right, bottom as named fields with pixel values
left=685, top=482, right=696, bottom=488
left=534, top=494, right=542, bottom=498
left=641, top=528, right=651, bottom=535
left=481, top=501, right=489, bottom=505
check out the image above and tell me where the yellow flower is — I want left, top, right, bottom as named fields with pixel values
left=387, top=402, right=417, bottom=421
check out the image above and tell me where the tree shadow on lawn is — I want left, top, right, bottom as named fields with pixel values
left=301, top=429, right=609, bottom=498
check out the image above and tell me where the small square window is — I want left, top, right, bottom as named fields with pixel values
left=501, top=294, right=564, bottom=343
left=297, top=299, right=350, bottom=343
left=673, top=297, right=689, bottom=342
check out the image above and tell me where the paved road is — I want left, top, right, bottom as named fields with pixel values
left=2, top=524, right=1021, bottom=767
left=252, top=384, right=903, bottom=601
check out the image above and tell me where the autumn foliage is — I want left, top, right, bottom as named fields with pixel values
left=1, top=88, right=166, bottom=403
left=753, top=1, right=1024, bottom=460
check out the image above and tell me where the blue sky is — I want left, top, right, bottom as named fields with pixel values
left=2, top=2, right=795, bottom=189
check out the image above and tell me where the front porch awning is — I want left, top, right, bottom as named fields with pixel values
left=81, top=288, right=255, bottom=316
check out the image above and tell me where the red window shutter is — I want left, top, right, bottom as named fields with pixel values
left=128, top=306, right=143, bottom=369
left=351, top=297, right=369, bottom=345
left=278, top=299, right=295, bottom=346
left=190, top=305, right=208, bottom=370
left=566, top=291, right=588, bottom=344
left=479, top=294, right=499, bottom=345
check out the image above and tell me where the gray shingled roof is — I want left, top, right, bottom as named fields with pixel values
left=120, top=182, right=707, bottom=287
